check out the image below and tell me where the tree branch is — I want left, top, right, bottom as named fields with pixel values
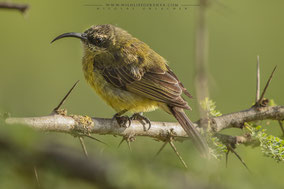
left=5, top=106, right=284, bottom=141
left=0, top=2, right=29, bottom=13
left=209, top=105, right=284, bottom=132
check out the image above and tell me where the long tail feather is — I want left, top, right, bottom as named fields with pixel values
left=169, top=106, right=208, bottom=157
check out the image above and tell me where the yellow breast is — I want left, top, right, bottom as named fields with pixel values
left=82, top=54, right=160, bottom=113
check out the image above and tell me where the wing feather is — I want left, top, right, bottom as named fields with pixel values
left=99, top=64, right=190, bottom=109
left=165, top=65, right=193, bottom=98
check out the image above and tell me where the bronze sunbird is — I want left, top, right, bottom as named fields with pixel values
left=52, top=24, right=208, bottom=155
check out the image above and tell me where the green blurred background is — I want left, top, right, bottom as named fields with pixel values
left=0, top=0, right=284, bottom=188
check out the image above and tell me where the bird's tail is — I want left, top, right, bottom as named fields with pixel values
left=169, top=106, right=209, bottom=157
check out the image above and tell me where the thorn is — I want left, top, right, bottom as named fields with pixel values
left=278, top=120, right=284, bottom=136
left=52, top=80, right=80, bottom=113
left=117, top=135, right=135, bottom=152
left=81, top=134, right=108, bottom=146
left=34, top=166, right=40, bottom=188
left=169, top=139, right=188, bottom=169
left=118, top=137, right=125, bottom=148
left=227, top=145, right=251, bottom=173
left=225, top=150, right=229, bottom=168
left=126, top=140, right=132, bottom=152
left=79, top=137, right=88, bottom=158
left=256, top=66, right=277, bottom=106
left=155, top=142, right=168, bottom=157
left=256, top=55, right=260, bottom=102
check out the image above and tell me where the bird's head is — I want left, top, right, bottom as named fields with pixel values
left=51, top=24, right=132, bottom=55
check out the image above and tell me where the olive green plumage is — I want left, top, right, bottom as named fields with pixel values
left=52, top=24, right=208, bottom=156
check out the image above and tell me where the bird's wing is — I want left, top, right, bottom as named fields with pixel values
left=100, top=64, right=191, bottom=109
left=165, top=65, right=193, bottom=98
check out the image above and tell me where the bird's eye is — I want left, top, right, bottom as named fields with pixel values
left=88, top=36, right=104, bottom=46
left=95, top=37, right=103, bottom=44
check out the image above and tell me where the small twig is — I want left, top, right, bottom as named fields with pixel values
left=79, top=137, right=88, bottom=158
left=256, top=55, right=260, bottom=102
left=155, top=142, right=168, bottom=157
left=256, top=66, right=277, bottom=106
left=0, top=2, right=29, bottom=13
left=216, top=133, right=251, bottom=146
left=278, top=120, right=284, bottom=136
left=33, top=166, right=40, bottom=188
left=169, top=140, right=188, bottom=168
left=53, top=80, right=79, bottom=113
left=227, top=146, right=250, bottom=173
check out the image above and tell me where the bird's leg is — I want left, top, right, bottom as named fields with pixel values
left=130, top=112, right=151, bottom=130
left=112, top=109, right=131, bottom=127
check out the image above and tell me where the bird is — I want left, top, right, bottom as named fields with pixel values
left=51, top=24, right=208, bottom=156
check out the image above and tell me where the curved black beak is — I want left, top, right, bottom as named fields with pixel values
left=51, top=32, right=86, bottom=44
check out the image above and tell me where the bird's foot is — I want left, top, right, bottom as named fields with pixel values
left=113, top=113, right=131, bottom=128
left=130, top=113, right=151, bottom=130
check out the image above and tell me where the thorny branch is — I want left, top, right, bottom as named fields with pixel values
left=5, top=105, right=284, bottom=141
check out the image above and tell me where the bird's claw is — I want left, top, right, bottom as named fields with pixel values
left=130, top=113, right=151, bottom=130
left=113, top=115, right=131, bottom=128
